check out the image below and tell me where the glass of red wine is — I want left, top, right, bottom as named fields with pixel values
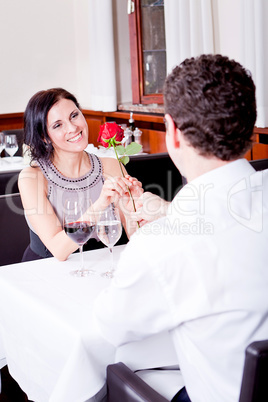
left=63, top=198, right=96, bottom=277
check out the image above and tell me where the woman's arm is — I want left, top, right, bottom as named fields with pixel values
left=18, top=167, right=79, bottom=261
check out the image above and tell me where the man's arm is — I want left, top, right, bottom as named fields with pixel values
left=93, top=235, right=173, bottom=347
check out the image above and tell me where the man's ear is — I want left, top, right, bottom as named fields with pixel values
left=164, top=114, right=180, bottom=148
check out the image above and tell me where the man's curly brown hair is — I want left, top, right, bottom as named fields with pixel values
left=164, top=54, right=256, bottom=160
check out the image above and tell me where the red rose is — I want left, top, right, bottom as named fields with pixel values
left=98, top=122, right=124, bottom=148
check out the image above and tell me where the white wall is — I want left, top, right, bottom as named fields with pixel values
left=0, top=0, right=131, bottom=113
left=0, top=0, right=78, bottom=113
left=0, top=0, right=243, bottom=114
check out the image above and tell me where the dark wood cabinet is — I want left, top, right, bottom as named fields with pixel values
left=128, top=0, right=166, bottom=105
left=83, top=110, right=268, bottom=159
left=1, top=111, right=268, bottom=159
left=82, top=109, right=167, bottom=154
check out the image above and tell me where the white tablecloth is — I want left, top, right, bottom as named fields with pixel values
left=0, top=245, right=178, bottom=402
left=0, top=156, right=26, bottom=173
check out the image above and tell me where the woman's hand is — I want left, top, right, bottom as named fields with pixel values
left=93, top=174, right=143, bottom=212
left=118, top=174, right=144, bottom=214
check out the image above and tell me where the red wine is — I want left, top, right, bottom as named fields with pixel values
left=64, top=222, right=95, bottom=245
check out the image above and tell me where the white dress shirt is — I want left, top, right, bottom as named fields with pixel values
left=94, top=159, right=268, bottom=402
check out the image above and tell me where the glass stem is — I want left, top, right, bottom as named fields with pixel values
left=79, top=245, right=84, bottom=271
left=109, top=247, right=114, bottom=270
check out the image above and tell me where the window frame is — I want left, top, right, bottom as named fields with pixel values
left=128, top=0, right=164, bottom=105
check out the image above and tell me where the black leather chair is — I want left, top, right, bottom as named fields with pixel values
left=106, top=362, right=168, bottom=402
left=0, top=171, right=20, bottom=195
left=106, top=340, right=268, bottom=402
left=239, top=340, right=268, bottom=402
left=249, top=158, right=268, bottom=172
left=0, top=193, right=29, bottom=266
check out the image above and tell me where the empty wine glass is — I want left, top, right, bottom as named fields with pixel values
left=5, top=134, right=18, bottom=162
left=96, top=206, right=122, bottom=278
left=63, top=198, right=96, bottom=277
left=0, top=133, right=5, bottom=164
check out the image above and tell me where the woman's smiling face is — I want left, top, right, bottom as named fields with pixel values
left=47, top=98, right=88, bottom=154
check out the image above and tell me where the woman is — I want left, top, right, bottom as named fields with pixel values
left=19, top=88, right=142, bottom=261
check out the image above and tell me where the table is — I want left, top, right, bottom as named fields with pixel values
left=0, top=245, right=178, bottom=402
left=0, top=156, right=25, bottom=173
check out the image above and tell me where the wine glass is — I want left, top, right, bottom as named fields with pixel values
left=5, top=134, right=18, bottom=162
left=63, top=198, right=96, bottom=277
left=96, top=206, right=122, bottom=278
left=0, top=133, right=5, bottom=164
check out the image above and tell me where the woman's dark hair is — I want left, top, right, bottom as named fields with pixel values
left=24, top=88, right=80, bottom=162
left=164, top=54, right=257, bottom=160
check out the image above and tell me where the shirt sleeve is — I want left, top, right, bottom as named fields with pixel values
left=93, top=233, right=175, bottom=347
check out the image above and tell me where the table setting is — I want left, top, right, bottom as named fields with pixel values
left=0, top=245, right=124, bottom=402
left=0, top=132, right=25, bottom=173
left=0, top=238, right=178, bottom=402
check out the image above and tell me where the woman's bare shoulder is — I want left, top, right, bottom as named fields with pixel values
left=19, top=164, right=41, bottom=179
left=18, top=165, right=46, bottom=190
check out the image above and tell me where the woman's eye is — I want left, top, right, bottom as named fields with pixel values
left=53, top=123, right=61, bottom=129
left=71, top=112, right=79, bottom=119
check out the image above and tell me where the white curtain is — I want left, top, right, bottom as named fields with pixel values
left=164, top=0, right=214, bottom=75
left=87, top=0, right=117, bottom=111
left=239, top=0, right=268, bottom=127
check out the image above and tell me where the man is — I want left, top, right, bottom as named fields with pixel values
left=94, top=54, right=268, bottom=401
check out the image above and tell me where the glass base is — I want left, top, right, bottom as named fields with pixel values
left=101, top=270, right=114, bottom=279
left=70, top=269, right=95, bottom=277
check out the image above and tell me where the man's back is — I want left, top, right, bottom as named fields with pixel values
left=94, top=160, right=268, bottom=401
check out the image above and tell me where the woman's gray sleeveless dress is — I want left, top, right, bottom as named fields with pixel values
left=22, top=153, right=105, bottom=261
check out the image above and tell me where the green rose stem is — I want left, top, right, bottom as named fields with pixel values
left=112, top=143, right=140, bottom=229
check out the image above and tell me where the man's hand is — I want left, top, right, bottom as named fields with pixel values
left=129, top=192, right=170, bottom=227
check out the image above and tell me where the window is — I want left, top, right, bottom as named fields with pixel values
left=128, top=0, right=166, bottom=105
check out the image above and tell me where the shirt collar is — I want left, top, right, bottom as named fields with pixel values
left=179, top=158, right=255, bottom=195
left=167, top=159, right=256, bottom=217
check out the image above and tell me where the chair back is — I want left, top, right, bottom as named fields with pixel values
left=249, top=158, right=268, bottom=171
left=0, top=171, right=20, bottom=195
left=0, top=193, right=29, bottom=266
left=107, top=362, right=168, bottom=402
left=239, top=340, right=268, bottom=402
